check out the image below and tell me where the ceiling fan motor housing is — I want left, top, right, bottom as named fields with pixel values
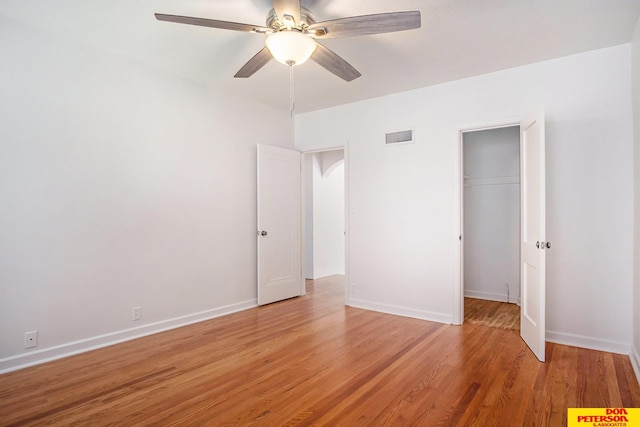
left=266, top=6, right=316, bottom=32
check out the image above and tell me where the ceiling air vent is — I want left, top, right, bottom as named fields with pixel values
left=385, top=129, right=413, bottom=145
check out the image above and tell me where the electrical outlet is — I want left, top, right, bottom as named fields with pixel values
left=132, top=306, right=141, bottom=321
left=24, top=331, right=38, bottom=349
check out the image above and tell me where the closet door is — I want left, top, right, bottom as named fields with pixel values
left=520, top=108, right=546, bottom=362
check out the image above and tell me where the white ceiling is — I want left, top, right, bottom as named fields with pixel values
left=2, top=0, right=640, bottom=113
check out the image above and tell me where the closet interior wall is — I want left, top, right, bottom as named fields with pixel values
left=463, top=126, right=520, bottom=303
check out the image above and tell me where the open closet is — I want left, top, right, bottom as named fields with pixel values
left=463, top=126, right=520, bottom=325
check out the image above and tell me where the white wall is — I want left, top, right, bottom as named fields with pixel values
left=632, top=16, right=640, bottom=374
left=312, top=154, right=345, bottom=278
left=463, top=127, right=520, bottom=303
left=296, top=44, right=634, bottom=352
left=0, top=17, right=293, bottom=371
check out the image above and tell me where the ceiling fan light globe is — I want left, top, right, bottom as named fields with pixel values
left=265, top=31, right=316, bottom=66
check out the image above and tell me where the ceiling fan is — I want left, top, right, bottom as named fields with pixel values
left=155, top=0, right=421, bottom=82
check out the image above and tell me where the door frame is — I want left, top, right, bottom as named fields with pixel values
left=454, top=119, right=520, bottom=325
left=300, top=145, right=350, bottom=305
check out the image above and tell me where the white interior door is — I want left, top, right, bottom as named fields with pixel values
left=257, top=144, right=303, bottom=305
left=520, top=108, right=546, bottom=361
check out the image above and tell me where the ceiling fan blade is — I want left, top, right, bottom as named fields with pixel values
left=311, top=42, right=361, bottom=82
left=234, top=47, right=273, bottom=78
left=155, top=13, right=270, bottom=33
left=272, top=0, right=301, bottom=26
left=308, top=11, right=421, bottom=39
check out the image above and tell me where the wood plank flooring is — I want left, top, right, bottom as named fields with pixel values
left=1, top=275, right=639, bottom=426
left=464, top=297, right=520, bottom=331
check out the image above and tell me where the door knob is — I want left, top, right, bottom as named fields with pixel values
left=260, top=230, right=268, bottom=236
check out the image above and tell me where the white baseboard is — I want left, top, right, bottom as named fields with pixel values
left=0, top=300, right=257, bottom=374
left=546, top=330, right=631, bottom=355
left=3, top=299, right=632, bottom=374
left=348, top=298, right=452, bottom=324
left=348, top=300, right=633, bottom=357
left=464, top=290, right=510, bottom=303
left=313, top=269, right=345, bottom=280
left=631, top=346, right=640, bottom=384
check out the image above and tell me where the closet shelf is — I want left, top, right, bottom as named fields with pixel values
left=464, top=175, right=519, bottom=187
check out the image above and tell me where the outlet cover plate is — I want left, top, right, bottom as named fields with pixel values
left=24, top=331, right=38, bottom=349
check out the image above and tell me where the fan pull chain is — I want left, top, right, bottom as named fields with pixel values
left=287, top=60, right=295, bottom=118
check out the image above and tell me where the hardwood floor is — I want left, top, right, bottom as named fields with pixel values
left=1, top=275, right=639, bottom=426
left=464, top=297, right=520, bottom=331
